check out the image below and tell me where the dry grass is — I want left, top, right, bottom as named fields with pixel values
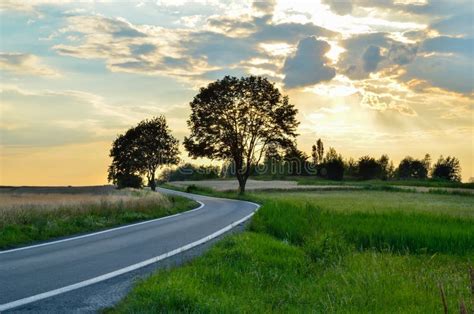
left=0, top=188, right=196, bottom=249
left=0, top=189, right=170, bottom=226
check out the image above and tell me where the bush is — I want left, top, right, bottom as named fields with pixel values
left=116, top=173, right=143, bottom=189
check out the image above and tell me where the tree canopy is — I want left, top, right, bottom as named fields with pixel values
left=184, top=76, right=299, bottom=193
left=108, top=116, right=179, bottom=191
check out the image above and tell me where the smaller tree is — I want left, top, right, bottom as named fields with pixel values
left=311, top=138, right=324, bottom=165
left=432, top=156, right=461, bottom=182
left=108, top=116, right=180, bottom=191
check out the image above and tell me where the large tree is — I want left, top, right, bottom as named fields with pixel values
left=108, top=116, right=179, bottom=191
left=184, top=76, right=299, bottom=193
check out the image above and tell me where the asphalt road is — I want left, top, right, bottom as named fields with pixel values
left=0, top=188, right=259, bottom=312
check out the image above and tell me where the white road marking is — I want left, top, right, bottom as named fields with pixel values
left=0, top=201, right=259, bottom=311
left=0, top=201, right=205, bottom=255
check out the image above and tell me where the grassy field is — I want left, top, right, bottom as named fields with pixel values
left=293, top=177, right=474, bottom=189
left=111, top=187, right=474, bottom=313
left=0, top=186, right=197, bottom=250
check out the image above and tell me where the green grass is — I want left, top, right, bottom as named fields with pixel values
left=0, top=190, right=198, bottom=250
left=294, top=177, right=474, bottom=189
left=110, top=187, right=474, bottom=313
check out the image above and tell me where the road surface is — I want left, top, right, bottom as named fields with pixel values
left=0, top=188, right=259, bottom=312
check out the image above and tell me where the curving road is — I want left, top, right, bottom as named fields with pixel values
left=0, top=188, right=259, bottom=312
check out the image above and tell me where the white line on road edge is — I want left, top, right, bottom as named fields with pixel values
left=0, top=201, right=260, bottom=312
left=0, top=201, right=205, bottom=255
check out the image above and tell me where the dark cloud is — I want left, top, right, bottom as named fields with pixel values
left=388, top=43, right=417, bottom=65
left=338, top=32, right=418, bottom=79
left=283, top=37, right=336, bottom=88
left=362, top=45, right=383, bottom=72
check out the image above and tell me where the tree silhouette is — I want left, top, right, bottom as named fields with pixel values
left=396, top=156, right=428, bottom=179
left=432, top=156, right=461, bottom=182
left=357, top=156, right=382, bottom=180
left=184, top=76, right=299, bottom=193
left=321, top=147, right=344, bottom=180
left=311, top=138, right=324, bottom=165
left=108, top=116, right=179, bottom=191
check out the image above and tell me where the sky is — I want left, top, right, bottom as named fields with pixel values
left=0, top=0, right=473, bottom=185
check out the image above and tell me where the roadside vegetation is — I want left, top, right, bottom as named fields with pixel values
left=0, top=188, right=197, bottom=250
left=111, top=187, right=474, bottom=313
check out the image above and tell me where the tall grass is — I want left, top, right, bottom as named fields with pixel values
left=0, top=189, right=197, bottom=249
left=251, top=199, right=474, bottom=255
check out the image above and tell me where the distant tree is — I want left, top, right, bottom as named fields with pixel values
left=108, top=116, right=180, bottom=191
left=396, top=156, right=428, bottom=179
left=321, top=147, right=344, bottom=180
left=317, top=138, right=324, bottom=164
left=422, top=153, right=431, bottom=173
left=311, top=144, right=318, bottom=165
left=344, top=157, right=358, bottom=177
left=160, top=163, right=220, bottom=182
left=378, top=154, right=391, bottom=180
left=432, top=156, right=461, bottom=182
left=311, top=138, right=324, bottom=165
left=284, top=143, right=309, bottom=175
left=357, top=156, right=382, bottom=180
left=184, top=76, right=299, bottom=193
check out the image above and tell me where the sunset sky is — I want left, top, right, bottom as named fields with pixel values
left=0, top=0, right=473, bottom=185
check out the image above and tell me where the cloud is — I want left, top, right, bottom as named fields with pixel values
left=0, top=53, right=60, bottom=77
left=403, top=54, right=474, bottom=94
left=421, top=36, right=474, bottom=58
left=283, top=37, right=336, bottom=88
left=52, top=12, right=338, bottom=85
left=252, top=0, right=277, bottom=15
left=362, top=45, right=383, bottom=72
left=338, top=32, right=418, bottom=79
left=321, top=0, right=353, bottom=15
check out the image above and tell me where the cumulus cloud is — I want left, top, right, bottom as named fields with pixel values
left=0, top=53, right=60, bottom=77
left=338, top=32, right=418, bottom=79
left=283, top=37, right=336, bottom=88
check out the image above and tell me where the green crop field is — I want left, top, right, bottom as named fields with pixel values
left=111, top=188, right=474, bottom=313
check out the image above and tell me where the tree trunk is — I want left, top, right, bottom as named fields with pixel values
left=236, top=173, right=248, bottom=194
left=149, top=171, right=156, bottom=191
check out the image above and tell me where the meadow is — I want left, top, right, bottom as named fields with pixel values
left=0, top=186, right=197, bottom=250
left=111, top=187, right=474, bottom=313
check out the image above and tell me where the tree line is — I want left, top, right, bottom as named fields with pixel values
left=108, top=76, right=463, bottom=193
